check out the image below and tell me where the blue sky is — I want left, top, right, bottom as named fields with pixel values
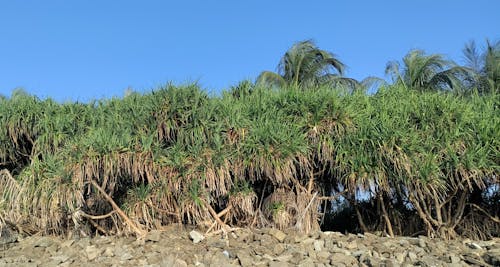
left=1, top=1, right=498, bottom=102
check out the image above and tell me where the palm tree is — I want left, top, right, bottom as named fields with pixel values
left=462, top=39, right=500, bottom=94
left=385, top=49, right=473, bottom=92
left=257, top=40, right=363, bottom=90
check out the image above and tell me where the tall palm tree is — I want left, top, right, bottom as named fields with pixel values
left=462, top=39, right=500, bottom=94
left=257, top=40, right=365, bottom=90
left=385, top=49, right=473, bottom=92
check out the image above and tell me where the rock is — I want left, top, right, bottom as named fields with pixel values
left=161, top=254, right=188, bottom=267
left=189, top=230, right=205, bottom=244
left=174, top=258, right=188, bottom=267
left=407, top=251, right=418, bottom=262
left=483, top=248, right=500, bottom=265
left=417, top=255, right=442, bottom=267
left=0, top=224, right=18, bottom=245
left=269, top=229, right=287, bottom=243
left=449, top=254, right=461, bottom=264
left=103, top=246, right=114, bottom=257
left=293, top=233, right=308, bottom=243
left=288, top=251, right=304, bottom=265
left=417, top=237, right=427, bottom=248
left=314, top=239, right=325, bottom=251
left=85, top=245, right=101, bottom=261
left=467, top=242, right=482, bottom=250
left=33, top=236, right=58, bottom=248
left=463, top=252, right=488, bottom=266
left=330, top=252, right=358, bottom=266
left=120, top=252, right=134, bottom=261
left=317, top=250, right=330, bottom=260
left=269, top=261, right=292, bottom=267
left=273, top=243, right=285, bottom=255
left=60, top=239, right=74, bottom=248
left=236, top=250, right=254, bottom=267
left=49, top=254, right=70, bottom=264
left=259, top=234, right=276, bottom=247
left=345, top=241, right=358, bottom=250
left=297, top=258, right=316, bottom=267
left=145, top=230, right=163, bottom=242
left=210, top=252, right=232, bottom=267
left=301, top=238, right=316, bottom=246
left=394, top=252, right=406, bottom=263
left=275, top=253, right=293, bottom=262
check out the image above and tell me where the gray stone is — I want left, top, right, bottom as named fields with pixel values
left=418, top=237, right=427, bottom=248
left=85, top=245, right=101, bottom=261
left=317, top=251, right=330, bottom=261
left=189, top=230, right=205, bottom=244
left=293, top=233, right=308, bottom=243
left=146, top=230, right=162, bottom=242
left=395, top=252, right=406, bottom=263
left=259, top=234, right=276, bottom=248
left=103, top=246, right=114, bottom=257
left=301, top=238, right=316, bottom=245
left=449, top=254, right=461, bottom=264
left=49, top=254, right=70, bottom=264
left=345, top=240, right=358, bottom=250
left=383, top=259, right=399, bottom=267
left=483, top=248, right=500, bottom=266
left=314, top=239, right=325, bottom=251
left=33, top=236, right=58, bottom=248
left=275, top=253, right=293, bottom=262
left=467, top=242, right=482, bottom=250
left=407, top=251, right=418, bottom=262
left=273, top=243, right=285, bottom=255
left=417, top=255, right=442, bottom=267
left=174, top=258, right=188, bottom=267
left=0, top=224, right=18, bottom=245
left=297, top=258, right=315, bottom=267
left=120, top=252, right=134, bottom=261
left=236, top=250, right=254, bottom=267
left=269, top=229, right=287, bottom=243
left=210, top=252, right=232, bottom=267
left=330, top=252, right=357, bottom=266
left=269, top=261, right=291, bottom=267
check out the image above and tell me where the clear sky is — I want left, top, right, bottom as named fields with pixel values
left=1, top=1, right=498, bottom=102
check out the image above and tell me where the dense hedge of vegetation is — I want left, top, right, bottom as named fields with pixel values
left=0, top=84, right=498, bottom=239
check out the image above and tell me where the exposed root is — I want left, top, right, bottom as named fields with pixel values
left=295, top=191, right=318, bottom=230
left=470, top=204, right=500, bottom=223
left=90, top=180, right=146, bottom=238
left=201, top=199, right=231, bottom=235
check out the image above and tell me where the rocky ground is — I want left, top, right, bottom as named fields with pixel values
left=0, top=225, right=499, bottom=267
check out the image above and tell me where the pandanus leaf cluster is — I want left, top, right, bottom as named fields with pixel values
left=0, top=83, right=497, bottom=239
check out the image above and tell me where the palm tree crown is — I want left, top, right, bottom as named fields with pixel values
left=462, top=39, right=500, bottom=94
left=386, top=49, right=473, bottom=92
left=257, top=40, right=357, bottom=89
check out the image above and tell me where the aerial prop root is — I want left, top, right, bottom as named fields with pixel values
left=201, top=199, right=239, bottom=237
left=89, top=179, right=146, bottom=238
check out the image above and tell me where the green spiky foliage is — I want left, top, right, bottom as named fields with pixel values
left=0, top=83, right=497, bottom=239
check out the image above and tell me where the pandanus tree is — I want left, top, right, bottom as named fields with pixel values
left=462, top=39, right=500, bottom=94
left=385, top=49, right=473, bottom=92
left=256, top=40, right=381, bottom=91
